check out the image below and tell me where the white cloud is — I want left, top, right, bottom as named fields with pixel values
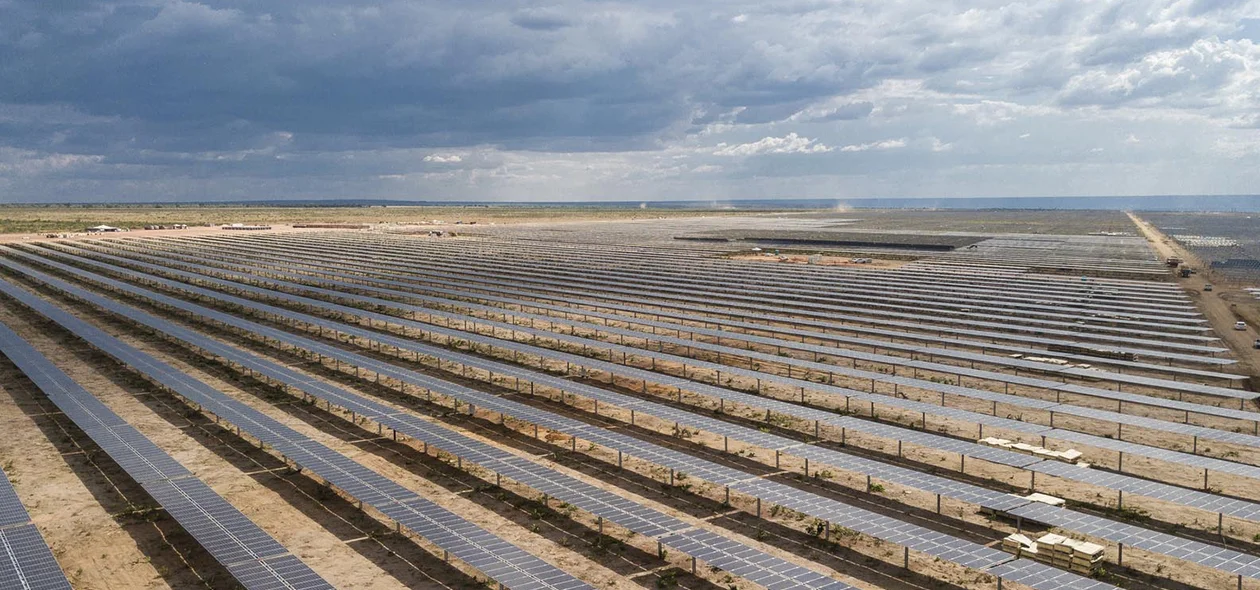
left=838, top=138, right=906, bottom=152
left=1211, top=136, right=1260, bottom=159
left=712, top=133, right=832, bottom=156
left=0, top=147, right=104, bottom=176
left=423, top=153, right=464, bottom=163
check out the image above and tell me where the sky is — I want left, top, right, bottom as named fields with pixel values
left=3, top=0, right=1260, bottom=203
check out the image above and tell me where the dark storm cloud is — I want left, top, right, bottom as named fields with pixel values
left=1, top=0, right=1259, bottom=202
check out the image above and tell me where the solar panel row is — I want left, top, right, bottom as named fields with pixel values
left=1010, top=502, right=1260, bottom=580
left=84, top=239, right=1251, bottom=409
left=238, top=232, right=1210, bottom=339
left=16, top=273, right=852, bottom=590
left=152, top=233, right=1224, bottom=359
left=204, top=232, right=1209, bottom=337
left=0, top=321, right=330, bottom=590
left=26, top=246, right=1260, bottom=530
left=0, top=249, right=1134, bottom=590
left=366, top=228, right=1184, bottom=299
left=0, top=454, right=73, bottom=590
left=68, top=239, right=1260, bottom=451
left=0, top=254, right=868, bottom=590
left=53, top=243, right=1260, bottom=584
left=0, top=522, right=72, bottom=590
left=0, top=272, right=594, bottom=590
left=45, top=245, right=1260, bottom=492
left=147, top=230, right=1215, bottom=367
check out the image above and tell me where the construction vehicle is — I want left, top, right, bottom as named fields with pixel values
left=1179, top=267, right=1192, bottom=278
left=1166, top=256, right=1183, bottom=267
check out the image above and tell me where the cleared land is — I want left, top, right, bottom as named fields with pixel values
left=798, top=209, right=1139, bottom=235
left=0, top=205, right=757, bottom=235
left=3, top=210, right=1260, bottom=590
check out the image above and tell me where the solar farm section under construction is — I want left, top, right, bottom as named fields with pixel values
left=4, top=213, right=1260, bottom=590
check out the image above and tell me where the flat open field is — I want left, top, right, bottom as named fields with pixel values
left=4, top=211, right=1260, bottom=590
left=0, top=205, right=760, bottom=235
left=797, top=209, right=1139, bottom=235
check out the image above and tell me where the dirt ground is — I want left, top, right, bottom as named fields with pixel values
left=0, top=205, right=756, bottom=235
left=0, top=224, right=342, bottom=244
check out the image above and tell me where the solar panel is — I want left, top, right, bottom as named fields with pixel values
left=658, top=528, right=852, bottom=590
left=142, top=477, right=290, bottom=566
left=9, top=247, right=1064, bottom=450
left=134, top=251, right=1248, bottom=473
left=986, top=557, right=1119, bottom=590
left=226, top=554, right=334, bottom=590
left=1047, top=428, right=1260, bottom=479
left=165, top=230, right=1188, bottom=301
left=0, top=524, right=73, bottom=590
left=728, top=478, right=1010, bottom=570
left=152, top=239, right=1230, bottom=381
left=114, top=238, right=1237, bottom=403
left=0, top=470, right=28, bottom=529
left=93, top=425, right=193, bottom=484
left=19, top=242, right=1260, bottom=541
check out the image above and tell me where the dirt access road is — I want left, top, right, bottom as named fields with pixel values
left=1127, top=211, right=1260, bottom=386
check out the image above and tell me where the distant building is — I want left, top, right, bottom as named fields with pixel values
left=86, top=225, right=123, bottom=233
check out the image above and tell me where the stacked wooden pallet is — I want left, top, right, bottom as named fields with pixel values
left=979, top=437, right=1084, bottom=463
left=1001, top=532, right=1105, bottom=575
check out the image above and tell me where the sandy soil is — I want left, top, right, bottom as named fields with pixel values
left=0, top=205, right=755, bottom=236
left=0, top=224, right=341, bottom=244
